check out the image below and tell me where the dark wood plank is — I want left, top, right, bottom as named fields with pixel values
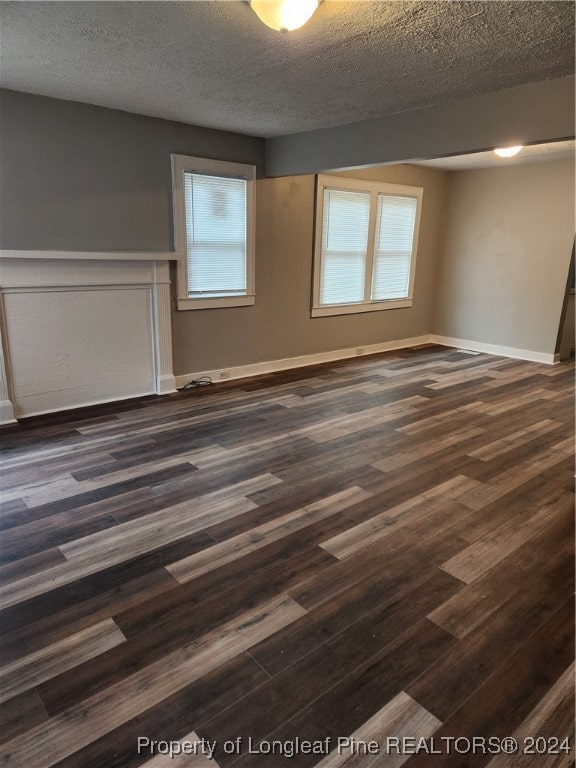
left=407, top=555, right=574, bottom=720
left=0, top=688, right=48, bottom=744
left=0, top=512, right=120, bottom=564
left=0, top=532, right=213, bottom=661
left=404, top=599, right=574, bottom=768
left=0, top=464, right=197, bottom=530
left=49, top=653, right=269, bottom=768
left=212, top=618, right=455, bottom=768
left=197, top=570, right=459, bottom=766
left=39, top=545, right=332, bottom=715
left=0, top=548, right=67, bottom=583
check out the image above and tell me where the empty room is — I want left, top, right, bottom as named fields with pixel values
left=0, top=2, right=574, bottom=767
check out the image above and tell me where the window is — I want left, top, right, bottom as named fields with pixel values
left=171, top=154, right=256, bottom=310
left=312, top=175, right=423, bottom=317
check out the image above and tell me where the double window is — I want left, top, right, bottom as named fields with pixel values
left=312, top=175, right=423, bottom=317
left=171, top=154, right=256, bottom=310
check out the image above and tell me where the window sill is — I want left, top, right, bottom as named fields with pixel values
left=311, top=299, right=413, bottom=318
left=177, top=295, right=255, bottom=311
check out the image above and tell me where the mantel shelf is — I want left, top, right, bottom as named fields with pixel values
left=0, top=250, right=179, bottom=262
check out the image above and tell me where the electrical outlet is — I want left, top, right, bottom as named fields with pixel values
left=219, top=369, right=231, bottom=379
left=356, top=347, right=364, bottom=356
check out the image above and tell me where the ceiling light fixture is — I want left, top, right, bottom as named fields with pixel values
left=250, top=0, right=320, bottom=32
left=494, top=146, right=523, bottom=158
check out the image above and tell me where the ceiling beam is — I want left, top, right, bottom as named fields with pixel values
left=266, top=75, right=575, bottom=176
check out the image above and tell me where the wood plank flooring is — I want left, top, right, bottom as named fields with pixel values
left=0, top=345, right=573, bottom=768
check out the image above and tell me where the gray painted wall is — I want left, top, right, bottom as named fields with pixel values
left=434, top=159, right=575, bottom=356
left=267, top=76, right=575, bottom=176
left=0, top=89, right=265, bottom=252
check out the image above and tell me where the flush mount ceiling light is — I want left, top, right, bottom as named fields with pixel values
left=494, top=146, right=524, bottom=158
left=250, top=0, right=320, bottom=31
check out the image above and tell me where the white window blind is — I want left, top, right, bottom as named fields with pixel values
left=371, top=195, right=418, bottom=301
left=184, top=172, right=247, bottom=297
left=319, top=188, right=370, bottom=305
left=312, top=176, right=422, bottom=317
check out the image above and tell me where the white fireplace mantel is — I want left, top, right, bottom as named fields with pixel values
left=0, top=250, right=178, bottom=423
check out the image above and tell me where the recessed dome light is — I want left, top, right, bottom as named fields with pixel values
left=494, top=146, right=523, bottom=158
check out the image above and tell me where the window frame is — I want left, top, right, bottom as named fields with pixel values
left=171, top=154, right=256, bottom=311
left=312, top=175, right=423, bottom=318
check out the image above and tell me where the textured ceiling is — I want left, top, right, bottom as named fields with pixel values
left=413, top=140, right=576, bottom=170
left=0, top=1, right=574, bottom=138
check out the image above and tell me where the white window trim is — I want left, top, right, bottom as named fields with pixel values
left=171, top=154, right=256, bottom=311
left=311, top=175, right=423, bottom=318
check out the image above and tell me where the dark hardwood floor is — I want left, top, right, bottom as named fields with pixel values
left=0, top=345, right=574, bottom=768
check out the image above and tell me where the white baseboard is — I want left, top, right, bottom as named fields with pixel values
left=430, top=335, right=556, bottom=365
left=175, top=335, right=433, bottom=389
left=156, top=374, right=178, bottom=394
left=176, top=333, right=559, bottom=389
left=14, top=391, right=157, bottom=420
left=0, top=399, right=17, bottom=425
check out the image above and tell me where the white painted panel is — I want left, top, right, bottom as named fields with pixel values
left=4, top=288, right=156, bottom=417
left=0, top=325, right=16, bottom=424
